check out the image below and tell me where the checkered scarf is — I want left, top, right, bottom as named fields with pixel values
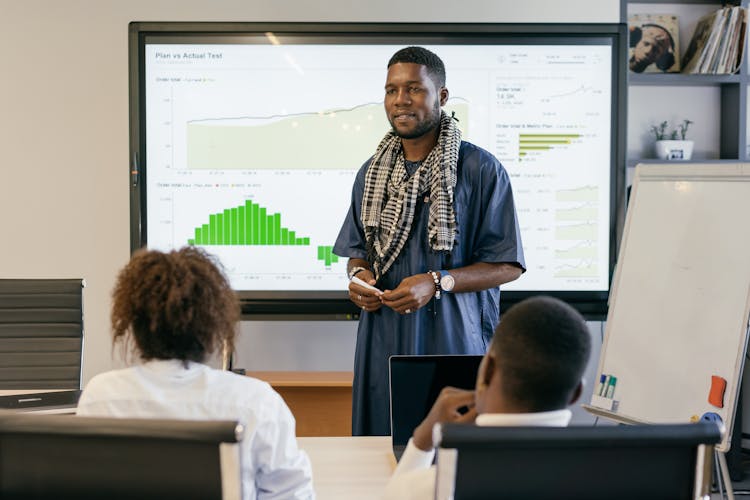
left=361, top=111, right=460, bottom=279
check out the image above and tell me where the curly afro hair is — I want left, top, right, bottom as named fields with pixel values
left=111, top=247, right=239, bottom=363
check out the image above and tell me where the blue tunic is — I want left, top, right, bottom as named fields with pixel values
left=333, top=141, right=525, bottom=436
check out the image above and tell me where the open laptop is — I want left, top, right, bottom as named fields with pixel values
left=389, top=354, right=483, bottom=461
left=0, top=390, right=81, bottom=414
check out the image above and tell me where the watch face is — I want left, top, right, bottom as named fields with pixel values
left=440, top=274, right=455, bottom=292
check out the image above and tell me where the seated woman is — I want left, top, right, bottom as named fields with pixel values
left=77, top=247, right=314, bottom=500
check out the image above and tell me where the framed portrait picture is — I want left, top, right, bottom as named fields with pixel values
left=628, top=14, right=680, bottom=73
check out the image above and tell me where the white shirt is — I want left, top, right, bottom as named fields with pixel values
left=383, top=409, right=572, bottom=500
left=77, top=359, right=314, bottom=500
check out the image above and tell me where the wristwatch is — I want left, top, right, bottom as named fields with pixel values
left=348, top=266, right=368, bottom=281
left=438, top=270, right=455, bottom=292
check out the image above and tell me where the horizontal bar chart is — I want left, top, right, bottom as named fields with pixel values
left=518, top=133, right=581, bottom=160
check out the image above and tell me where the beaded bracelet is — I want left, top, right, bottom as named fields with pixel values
left=428, top=270, right=441, bottom=300
left=348, top=266, right=367, bottom=281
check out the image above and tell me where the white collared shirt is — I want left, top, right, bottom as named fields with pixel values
left=77, top=359, right=314, bottom=500
left=383, top=409, right=572, bottom=500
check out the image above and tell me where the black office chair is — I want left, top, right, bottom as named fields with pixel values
left=0, top=413, right=244, bottom=500
left=435, top=422, right=720, bottom=500
left=0, top=279, right=84, bottom=389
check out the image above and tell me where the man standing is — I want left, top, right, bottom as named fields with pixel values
left=333, top=46, right=525, bottom=435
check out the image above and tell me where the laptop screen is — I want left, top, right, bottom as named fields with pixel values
left=389, top=355, right=483, bottom=448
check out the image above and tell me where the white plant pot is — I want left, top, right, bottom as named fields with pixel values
left=654, top=140, right=694, bottom=161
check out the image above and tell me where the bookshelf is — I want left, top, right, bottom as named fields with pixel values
left=624, top=0, right=749, bottom=172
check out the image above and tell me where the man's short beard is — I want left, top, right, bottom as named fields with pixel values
left=391, top=102, right=442, bottom=139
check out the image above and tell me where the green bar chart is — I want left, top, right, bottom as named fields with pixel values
left=187, top=200, right=310, bottom=246
left=317, top=246, right=339, bottom=267
left=519, top=133, right=581, bottom=161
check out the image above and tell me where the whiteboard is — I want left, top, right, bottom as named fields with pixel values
left=587, top=163, right=750, bottom=452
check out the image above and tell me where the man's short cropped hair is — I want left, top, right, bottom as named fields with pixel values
left=388, top=46, right=446, bottom=88
left=111, top=246, right=239, bottom=363
left=492, top=296, right=591, bottom=412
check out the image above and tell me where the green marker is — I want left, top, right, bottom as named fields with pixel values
left=605, top=376, right=617, bottom=399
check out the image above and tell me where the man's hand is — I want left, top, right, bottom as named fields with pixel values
left=380, top=273, right=435, bottom=314
left=412, top=387, right=477, bottom=451
left=348, top=270, right=382, bottom=312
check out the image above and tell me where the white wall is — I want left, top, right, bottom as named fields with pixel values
left=0, top=0, right=618, bottom=394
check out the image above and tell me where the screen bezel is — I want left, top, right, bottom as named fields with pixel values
left=128, top=22, right=628, bottom=319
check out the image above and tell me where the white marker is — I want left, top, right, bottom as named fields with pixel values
left=351, top=276, right=383, bottom=294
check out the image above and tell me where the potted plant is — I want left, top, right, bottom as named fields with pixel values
left=651, top=119, right=694, bottom=160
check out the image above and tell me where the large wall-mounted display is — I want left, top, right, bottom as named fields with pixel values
left=129, top=23, right=627, bottom=316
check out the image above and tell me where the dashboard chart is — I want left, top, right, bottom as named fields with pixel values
left=144, top=43, right=612, bottom=292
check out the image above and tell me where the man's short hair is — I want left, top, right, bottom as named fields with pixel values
left=388, top=46, right=446, bottom=88
left=492, top=296, right=591, bottom=412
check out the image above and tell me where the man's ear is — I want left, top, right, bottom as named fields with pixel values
left=568, top=380, right=584, bottom=405
left=439, top=87, right=449, bottom=106
left=478, top=353, right=496, bottom=390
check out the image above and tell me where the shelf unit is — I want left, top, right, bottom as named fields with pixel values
left=622, top=0, right=750, bottom=471
left=623, top=0, right=749, bottom=166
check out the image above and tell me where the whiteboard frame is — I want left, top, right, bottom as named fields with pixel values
left=587, top=163, right=750, bottom=452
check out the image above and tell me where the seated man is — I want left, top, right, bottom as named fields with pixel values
left=384, top=295, right=591, bottom=499
left=77, top=247, right=314, bottom=500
